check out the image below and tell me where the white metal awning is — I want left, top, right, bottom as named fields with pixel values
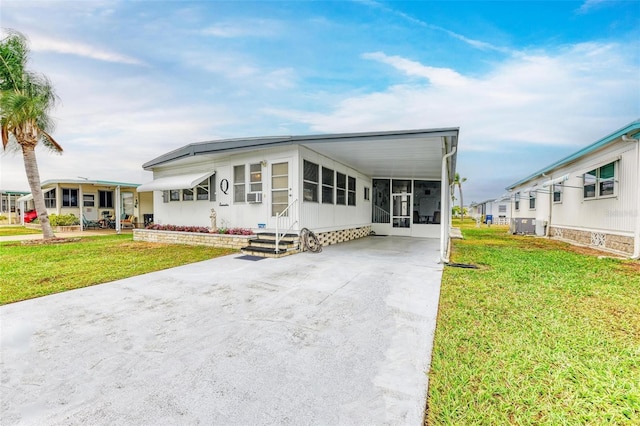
left=137, top=171, right=215, bottom=192
left=17, top=194, right=33, bottom=202
left=541, top=174, right=570, bottom=188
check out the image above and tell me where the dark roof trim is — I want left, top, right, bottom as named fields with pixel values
left=506, top=119, right=640, bottom=190
left=143, top=127, right=460, bottom=170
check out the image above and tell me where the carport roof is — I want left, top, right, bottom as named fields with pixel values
left=142, top=128, right=459, bottom=180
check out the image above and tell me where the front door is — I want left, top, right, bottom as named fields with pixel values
left=271, top=161, right=290, bottom=217
left=83, top=194, right=97, bottom=220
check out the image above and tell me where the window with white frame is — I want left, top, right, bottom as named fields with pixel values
left=322, top=167, right=334, bottom=204
left=44, top=188, right=56, bottom=208
left=303, top=160, right=319, bottom=202
left=62, top=188, right=78, bottom=207
left=196, top=176, right=211, bottom=201
left=249, top=163, right=262, bottom=193
left=553, top=184, right=562, bottom=203
left=169, top=190, right=180, bottom=201
left=348, top=176, right=356, bottom=206
left=234, top=165, right=246, bottom=203
left=529, top=190, right=536, bottom=209
left=514, top=192, right=520, bottom=210
left=336, top=172, right=346, bottom=205
left=498, top=204, right=507, bottom=213
left=584, top=161, right=616, bottom=199
left=364, top=186, right=370, bottom=201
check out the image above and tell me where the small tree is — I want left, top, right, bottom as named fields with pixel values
left=453, top=173, right=467, bottom=220
left=1, top=30, right=62, bottom=239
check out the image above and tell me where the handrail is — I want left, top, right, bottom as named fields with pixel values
left=372, top=205, right=390, bottom=223
left=275, top=198, right=298, bottom=253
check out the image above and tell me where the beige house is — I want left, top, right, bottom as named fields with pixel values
left=1, top=190, right=29, bottom=224
left=17, top=179, right=153, bottom=231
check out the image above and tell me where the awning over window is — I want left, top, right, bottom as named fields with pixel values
left=541, top=174, right=570, bottom=188
left=137, top=171, right=215, bottom=192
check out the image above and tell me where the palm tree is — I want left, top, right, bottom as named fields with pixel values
left=453, top=172, right=467, bottom=220
left=1, top=30, right=62, bottom=239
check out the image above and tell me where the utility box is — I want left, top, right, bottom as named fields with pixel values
left=535, top=220, right=547, bottom=236
left=512, top=218, right=536, bottom=235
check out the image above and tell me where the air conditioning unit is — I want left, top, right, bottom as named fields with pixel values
left=247, top=192, right=263, bottom=203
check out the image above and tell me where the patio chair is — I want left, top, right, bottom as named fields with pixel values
left=82, top=216, right=101, bottom=230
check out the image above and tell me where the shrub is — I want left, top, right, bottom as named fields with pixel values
left=0, top=215, right=7, bottom=221
left=144, top=224, right=254, bottom=235
left=145, top=224, right=211, bottom=233
left=49, top=214, right=80, bottom=226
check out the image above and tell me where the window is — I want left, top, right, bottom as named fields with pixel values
left=514, top=192, right=520, bottom=210
left=322, top=167, right=334, bottom=204
left=182, top=188, right=194, bottom=201
left=498, top=204, right=507, bottom=213
left=553, top=184, right=562, bottom=203
left=99, top=190, right=113, bottom=208
left=249, top=163, right=262, bottom=193
left=336, top=172, right=346, bottom=205
left=170, top=190, right=180, bottom=201
left=529, top=191, right=536, bottom=209
left=364, top=187, right=370, bottom=201
left=196, top=176, right=210, bottom=201
left=83, top=194, right=95, bottom=207
left=584, top=161, right=616, bottom=199
left=234, top=165, right=246, bottom=203
left=303, top=160, right=319, bottom=202
left=62, top=188, right=78, bottom=207
left=44, top=189, right=56, bottom=208
left=348, top=176, right=356, bottom=206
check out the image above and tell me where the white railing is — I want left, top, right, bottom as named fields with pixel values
left=275, top=199, right=298, bottom=253
left=372, top=205, right=390, bottom=223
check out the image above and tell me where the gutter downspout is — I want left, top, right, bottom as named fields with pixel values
left=440, top=145, right=457, bottom=263
left=625, top=135, right=640, bottom=259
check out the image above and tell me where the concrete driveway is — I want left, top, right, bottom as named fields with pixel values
left=1, top=236, right=444, bottom=425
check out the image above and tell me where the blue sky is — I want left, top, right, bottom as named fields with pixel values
left=1, top=0, right=639, bottom=204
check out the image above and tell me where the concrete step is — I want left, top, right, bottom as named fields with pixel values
left=248, top=239, right=299, bottom=250
left=240, top=245, right=297, bottom=258
left=255, top=232, right=299, bottom=243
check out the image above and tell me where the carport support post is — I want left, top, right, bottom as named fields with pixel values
left=115, top=186, right=121, bottom=234
left=440, top=145, right=457, bottom=263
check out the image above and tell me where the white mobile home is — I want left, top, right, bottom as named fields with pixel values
left=469, top=195, right=511, bottom=225
left=506, top=120, right=640, bottom=257
left=138, top=128, right=460, bottom=259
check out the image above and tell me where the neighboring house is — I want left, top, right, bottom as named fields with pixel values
left=506, top=119, right=640, bottom=257
left=138, top=128, right=460, bottom=260
left=17, top=179, right=153, bottom=231
left=469, top=195, right=511, bottom=225
left=0, top=190, right=29, bottom=224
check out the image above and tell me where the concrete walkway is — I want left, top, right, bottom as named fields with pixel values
left=1, top=236, right=444, bottom=425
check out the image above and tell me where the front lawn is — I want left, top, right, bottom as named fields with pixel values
left=426, top=221, right=640, bottom=424
left=0, top=234, right=236, bottom=304
left=0, top=226, right=42, bottom=236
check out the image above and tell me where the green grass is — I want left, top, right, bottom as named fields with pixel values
left=426, top=220, right=640, bottom=425
left=0, top=226, right=42, bottom=236
left=0, top=234, right=236, bottom=304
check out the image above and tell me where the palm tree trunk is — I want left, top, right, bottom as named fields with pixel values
left=22, top=144, right=56, bottom=239
left=459, top=184, right=464, bottom=221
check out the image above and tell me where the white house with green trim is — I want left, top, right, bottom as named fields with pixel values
left=137, top=128, right=460, bottom=260
left=506, top=119, right=640, bottom=257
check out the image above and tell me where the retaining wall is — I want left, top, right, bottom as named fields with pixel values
left=550, top=226, right=634, bottom=255
left=133, top=229, right=253, bottom=249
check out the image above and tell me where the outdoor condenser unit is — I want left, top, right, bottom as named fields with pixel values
left=512, top=218, right=536, bottom=235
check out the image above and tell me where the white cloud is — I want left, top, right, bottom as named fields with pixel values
left=269, top=42, right=638, bottom=152
left=201, top=19, right=281, bottom=38
left=28, top=33, right=144, bottom=65
left=577, top=0, right=609, bottom=14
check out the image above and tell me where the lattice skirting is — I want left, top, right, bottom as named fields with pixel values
left=315, top=226, right=372, bottom=247
left=548, top=226, right=633, bottom=255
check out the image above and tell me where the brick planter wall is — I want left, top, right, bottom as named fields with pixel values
left=313, top=226, right=372, bottom=247
left=24, top=223, right=81, bottom=232
left=133, top=229, right=254, bottom=249
left=550, top=226, right=634, bottom=255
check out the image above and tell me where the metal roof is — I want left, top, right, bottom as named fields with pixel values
left=40, top=179, right=140, bottom=188
left=142, top=127, right=459, bottom=181
left=506, top=119, right=640, bottom=190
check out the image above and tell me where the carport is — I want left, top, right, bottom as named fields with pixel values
left=1, top=236, right=444, bottom=425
